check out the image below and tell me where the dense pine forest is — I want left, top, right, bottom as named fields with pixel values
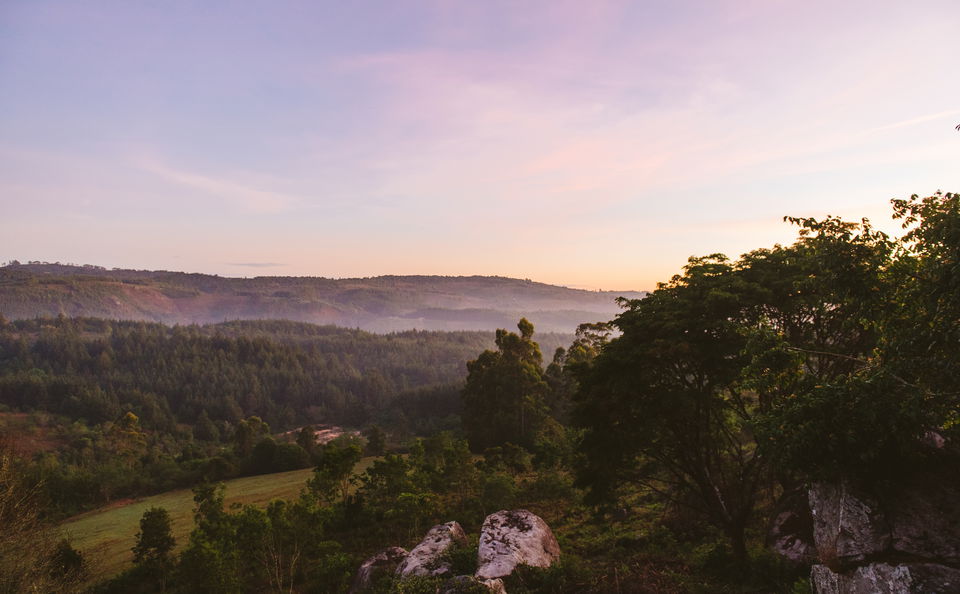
left=0, top=318, right=569, bottom=515
left=1, top=193, right=959, bottom=593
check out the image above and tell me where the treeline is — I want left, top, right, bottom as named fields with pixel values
left=0, top=319, right=568, bottom=431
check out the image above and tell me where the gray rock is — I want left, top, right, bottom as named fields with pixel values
left=920, top=431, right=946, bottom=450
left=351, top=546, right=408, bottom=593
left=768, top=489, right=817, bottom=564
left=811, top=565, right=841, bottom=593
left=809, top=481, right=890, bottom=569
left=481, top=578, right=507, bottom=593
left=811, top=562, right=960, bottom=594
left=397, top=521, right=469, bottom=578
left=888, top=475, right=960, bottom=564
left=475, top=510, right=561, bottom=580
left=797, top=457, right=960, bottom=593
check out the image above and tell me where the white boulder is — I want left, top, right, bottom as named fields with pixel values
left=475, top=510, right=561, bottom=580
left=397, top=521, right=469, bottom=578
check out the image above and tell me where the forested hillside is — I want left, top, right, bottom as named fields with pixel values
left=0, top=318, right=566, bottom=430
left=0, top=317, right=568, bottom=514
left=0, top=266, right=643, bottom=333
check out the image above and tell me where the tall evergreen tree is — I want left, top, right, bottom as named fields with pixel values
left=462, top=318, right=548, bottom=451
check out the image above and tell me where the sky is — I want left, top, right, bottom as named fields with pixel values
left=1, top=0, right=959, bottom=291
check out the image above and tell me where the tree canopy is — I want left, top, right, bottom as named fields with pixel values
left=573, top=193, right=960, bottom=564
left=461, top=318, right=549, bottom=451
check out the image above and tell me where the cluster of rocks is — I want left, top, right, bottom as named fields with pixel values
left=771, top=457, right=960, bottom=594
left=351, top=510, right=561, bottom=593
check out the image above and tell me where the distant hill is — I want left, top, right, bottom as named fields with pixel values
left=0, top=262, right=645, bottom=332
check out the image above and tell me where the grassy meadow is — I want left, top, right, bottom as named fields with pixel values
left=56, top=460, right=378, bottom=584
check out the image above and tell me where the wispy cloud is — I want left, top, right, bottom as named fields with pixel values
left=135, top=157, right=304, bottom=213
left=4, top=1, right=958, bottom=291
left=865, top=109, right=960, bottom=134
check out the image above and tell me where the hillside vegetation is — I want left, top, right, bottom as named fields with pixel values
left=0, top=317, right=570, bottom=516
left=60, top=467, right=318, bottom=582
left=1, top=193, right=957, bottom=593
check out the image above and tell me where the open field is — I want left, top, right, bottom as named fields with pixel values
left=58, top=462, right=372, bottom=583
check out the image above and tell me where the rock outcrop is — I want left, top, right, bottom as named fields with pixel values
left=768, top=488, right=818, bottom=565
left=351, top=546, right=408, bottom=593
left=351, top=510, right=561, bottom=593
left=811, top=563, right=960, bottom=594
left=476, top=509, right=562, bottom=580
left=808, top=481, right=891, bottom=569
left=396, top=521, right=469, bottom=578
left=784, top=454, right=960, bottom=594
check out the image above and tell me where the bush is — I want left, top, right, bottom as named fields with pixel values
left=480, top=473, right=517, bottom=514
left=501, top=559, right=589, bottom=593
left=522, top=470, right=575, bottom=501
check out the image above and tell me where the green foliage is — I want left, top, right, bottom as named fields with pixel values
left=304, top=542, right=353, bottom=594
left=194, top=410, right=220, bottom=442
left=234, top=417, right=270, bottom=458
left=132, top=507, right=175, bottom=565
left=60, top=466, right=319, bottom=583
left=501, top=559, right=590, bottom=593
left=531, top=419, right=578, bottom=470
left=544, top=322, right=612, bottom=423
left=0, top=316, right=518, bottom=514
left=480, top=472, right=517, bottom=514
left=410, top=432, right=477, bottom=499
left=482, top=443, right=531, bottom=474
left=755, top=193, right=960, bottom=481
left=308, top=439, right=363, bottom=504
left=51, top=539, right=87, bottom=583
left=887, top=192, right=960, bottom=403
left=522, top=470, right=576, bottom=502
left=444, top=542, right=479, bottom=576
left=462, top=319, right=549, bottom=451
left=388, top=576, right=448, bottom=593
left=0, top=317, right=500, bottom=435
left=572, top=210, right=913, bottom=564
left=359, top=453, right=413, bottom=508
left=175, top=488, right=340, bottom=593
left=364, top=424, right=387, bottom=456
left=0, top=449, right=85, bottom=593
left=131, top=506, right=175, bottom=591
left=756, top=372, right=931, bottom=480
left=574, top=254, right=761, bottom=562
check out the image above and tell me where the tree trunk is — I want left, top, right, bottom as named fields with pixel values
left=726, top=521, right=748, bottom=571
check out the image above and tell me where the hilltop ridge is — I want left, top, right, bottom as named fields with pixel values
left=0, top=262, right=645, bottom=333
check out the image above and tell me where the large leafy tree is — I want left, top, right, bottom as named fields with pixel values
left=573, top=255, right=761, bottom=564
left=573, top=215, right=897, bottom=565
left=132, top=506, right=175, bottom=591
left=462, top=318, right=548, bottom=451
left=544, top=322, right=613, bottom=423
left=886, top=191, right=960, bottom=395
left=760, top=193, right=960, bottom=480
left=737, top=215, right=892, bottom=387
left=307, top=439, right=363, bottom=504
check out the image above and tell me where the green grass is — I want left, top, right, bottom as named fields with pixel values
left=59, top=467, right=319, bottom=583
